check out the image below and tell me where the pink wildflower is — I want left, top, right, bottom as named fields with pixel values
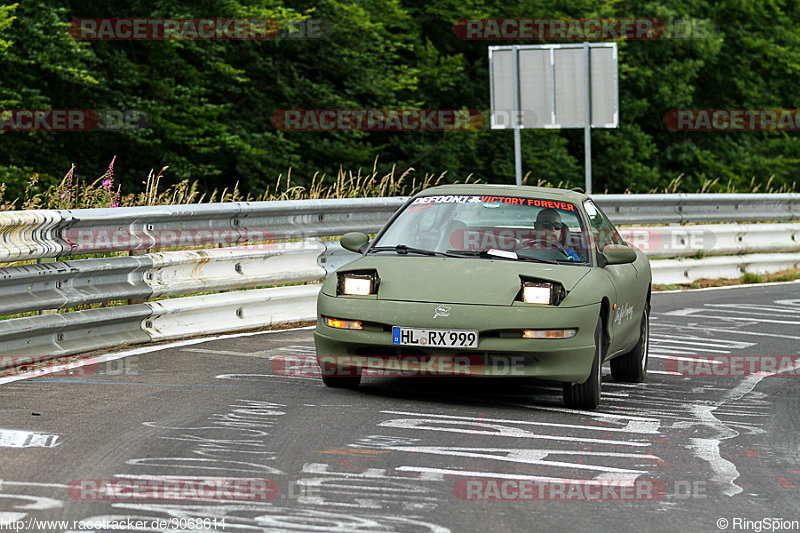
left=111, top=184, right=121, bottom=208
left=102, top=155, right=116, bottom=190
left=61, top=163, right=75, bottom=199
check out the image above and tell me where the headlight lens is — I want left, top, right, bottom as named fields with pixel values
left=518, top=279, right=566, bottom=305
left=337, top=270, right=380, bottom=296
left=522, top=283, right=552, bottom=304
left=343, top=277, right=372, bottom=295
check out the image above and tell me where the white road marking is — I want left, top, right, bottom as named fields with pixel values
left=0, top=326, right=315, bottom=386
left=378, top=417, right=650, bottom=446
left=374, top=446, right=653, bottom=477
left=704, top=303, right=800, bottom=315
left=276, top=345, right=315, bottom=354
left=648, top=336, right=754, bottom=349
left=663, top=308, right=704, bottom=316
left=0, top=493, right=63, bottom=510
left=0, top=480, right=69, bottom=489
left=379, top=410, right=658, bottom=434
left=113, top=474, right=269, bottom=481
left=396, top=466, right=642, bottom=485
left=680, top=307, right=800, bottom=320
left=0, top=512, right=27, bottom=522
left=648, top=354, right=724, bottom=364
left=215, top=373, right=319, bottom=381
left=648, top=370, right=682, bottom=376
left=651, top=324, right=800, bottom=341
left=0, top=429, right=60, bottom=448
left=182, top=348, right=257, bottom=356
left=682, top=355, right=800, bottom=498
left=603, top=382, right=647, bottom=388
left=689, top=405, right=741, bottom=497
left=774, top=298, right=800, bottom=306
left=600, top=391, right=630, bottom=398
left=513, top=404, right=660, bottom=423
left=648, top=346, right=731, bottom=354
left=661, top=313, right=800, bottom=325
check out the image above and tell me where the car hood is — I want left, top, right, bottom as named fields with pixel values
left=330, top=256, right=591, bottom=305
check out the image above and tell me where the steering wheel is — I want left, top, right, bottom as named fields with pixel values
left=521, top=237, right=569, bottom=257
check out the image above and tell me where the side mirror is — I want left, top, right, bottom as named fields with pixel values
left=341, top=232, right=370, bottom=253
left=600, top=244, right=637, bottom=266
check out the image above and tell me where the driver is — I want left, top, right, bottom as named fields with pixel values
left=533, top=208, right=581, bottom=261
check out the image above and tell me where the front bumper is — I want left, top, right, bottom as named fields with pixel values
left=314, top=293, right=600, bottom=383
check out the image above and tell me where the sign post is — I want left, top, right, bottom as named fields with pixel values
left=512, top=46, right=522, bottom=185
left=489, top=42, right=618, bottom=193
left=583, top=42, right=592, bottom=193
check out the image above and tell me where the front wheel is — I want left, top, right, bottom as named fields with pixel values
left=563, top=316, right=603, bottom=409
left=610, top=304, right=649, bottom=383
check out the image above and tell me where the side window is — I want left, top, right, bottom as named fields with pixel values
left=583, top=200, right=622, bottom=250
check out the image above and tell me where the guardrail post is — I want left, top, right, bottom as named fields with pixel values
left=128, top=249, right=148, bottom=304
left=37, top=256, right=59, bottom=315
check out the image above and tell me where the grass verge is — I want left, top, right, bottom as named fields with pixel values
left=653, top=268, right=800, bottom=291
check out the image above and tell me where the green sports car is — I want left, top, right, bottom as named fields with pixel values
left=314, top=184, right=651, bottom=409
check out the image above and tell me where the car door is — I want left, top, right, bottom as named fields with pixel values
left=584, top=200, right=640, bottom=354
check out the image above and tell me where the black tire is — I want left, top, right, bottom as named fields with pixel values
left=320, top=362, right=362, bottom=389
left=563, top=316, right=603, bottom=409
left=610, top=304, right=649, bottom=383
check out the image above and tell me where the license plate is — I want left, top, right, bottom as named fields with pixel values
left=392, top=327, right=479, bottom=349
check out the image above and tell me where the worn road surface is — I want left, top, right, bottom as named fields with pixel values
left=1, top=282, right=799, bottom=532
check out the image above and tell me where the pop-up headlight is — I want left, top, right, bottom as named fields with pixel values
left=518, top=279, right=566, bottom=305
left=522, top=283, right=552, bottom=304
left=337, top=271, right=380, bottom=296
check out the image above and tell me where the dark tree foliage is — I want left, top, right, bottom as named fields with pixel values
left=0, top=0, right=798, bottom=198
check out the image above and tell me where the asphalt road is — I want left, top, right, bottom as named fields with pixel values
left=1, top=282, right=799, bottom=532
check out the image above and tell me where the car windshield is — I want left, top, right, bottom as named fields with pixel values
left=371, top=193, right=592, bottom=264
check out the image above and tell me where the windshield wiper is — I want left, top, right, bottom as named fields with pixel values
left=368, top=245, right=457, bottom=257
left=447, top=249, right=557, bottom=264
left=552, top=258, right=589, bottom=265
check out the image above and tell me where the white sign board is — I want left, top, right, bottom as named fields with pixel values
left=489, top=43, right=618, bottom=129
left=488, top=42, right=618, bottom=192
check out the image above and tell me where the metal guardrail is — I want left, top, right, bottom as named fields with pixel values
left=0, top=193, right=798, bottom=361
left=146, top=242, right=325, bottom=298
left=0, top=256, right=153, bottom=316
left=144, top=285, right=319, bottom=342
left=0, top=304, right=152, bottom=359
left=618, top=223, right=800, bottom=259
left=36, top=198, right=406, bottom=259
left=4, top=194, right=800, bottom=261
left=595, top=193, right=800, bottom=225
left=652, top=253, right=800, bottom=285
left=0, top=210, right=62, bottom=261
